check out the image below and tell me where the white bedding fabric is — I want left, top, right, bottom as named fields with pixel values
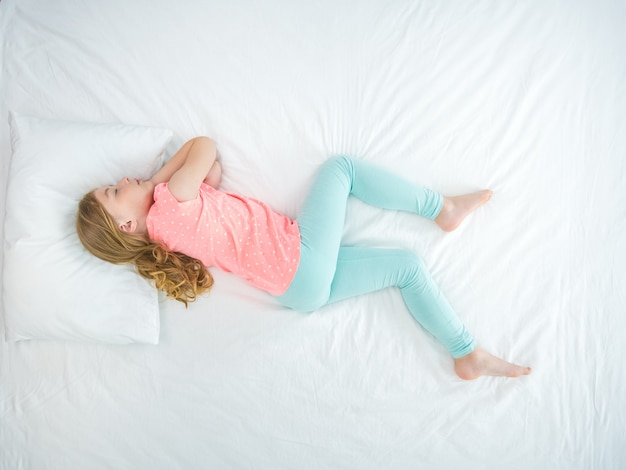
left=1, top=0, right=625, bottom=469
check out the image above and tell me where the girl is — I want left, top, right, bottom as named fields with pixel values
left=77, top=136, right=531, bottom=380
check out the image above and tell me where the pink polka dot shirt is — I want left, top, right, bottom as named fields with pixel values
left=146, top=183, right=301, bottom=296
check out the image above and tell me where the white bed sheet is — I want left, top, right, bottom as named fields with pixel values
left=1, top=0, right=625, bottom=468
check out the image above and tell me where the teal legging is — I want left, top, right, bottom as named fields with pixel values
left=275, top=156, right=476, bottom=358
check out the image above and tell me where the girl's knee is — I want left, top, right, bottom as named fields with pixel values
left=396, top=251, right=430, bottom=288
left=388, top=249, right=424, bottom=268
left=326, top=155, right=352, bottom=167
left=323, top=155, right=354, bottom=178
left=405, top=251, right=426, bottom=269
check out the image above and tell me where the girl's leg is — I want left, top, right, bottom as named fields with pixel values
left=276, top=157, right=531, bottom=378
left=329, top=247, right=531, bottom=377
left=328, top=247, right=476, bottom=358
left=277, top=156, right=443, bottom=311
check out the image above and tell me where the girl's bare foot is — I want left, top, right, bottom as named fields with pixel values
left=454, top=346, right=532, bottom=380
left=435, top=190, right=493, bottom=232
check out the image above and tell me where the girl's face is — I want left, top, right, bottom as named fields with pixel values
left=94, top=177, right=154, bottom=233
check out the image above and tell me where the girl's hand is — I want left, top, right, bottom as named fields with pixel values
left=203, top=161, right=222, bottom=189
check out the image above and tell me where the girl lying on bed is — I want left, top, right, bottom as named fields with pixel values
left=76, top=136, right=531, bottom=380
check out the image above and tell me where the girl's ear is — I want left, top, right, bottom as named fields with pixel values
left=118, top=219, right=137, bottom=233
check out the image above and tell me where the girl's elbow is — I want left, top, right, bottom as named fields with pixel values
left=196, top=136, right=215, bottom=146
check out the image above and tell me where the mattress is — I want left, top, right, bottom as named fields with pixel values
left=1, top=0, right=625, bottom=468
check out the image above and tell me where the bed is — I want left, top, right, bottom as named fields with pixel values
left=1, top=0, right=625, bottom=468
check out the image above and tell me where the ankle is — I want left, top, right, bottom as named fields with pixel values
left=435, top=197, right=456, bottom=231
left=439, top=197, right=453, bottom=217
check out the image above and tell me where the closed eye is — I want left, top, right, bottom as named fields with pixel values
left=104, top=186, right=117, bottom=199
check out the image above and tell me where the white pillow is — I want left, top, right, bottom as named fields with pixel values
left=2, top=113, right=172, bottom=344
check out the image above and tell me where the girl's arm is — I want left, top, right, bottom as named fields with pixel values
left=150, top=137, right=217, bottom=187
left=150, top=138, right=198, bottom=186
left=151, top=137, right=218, bottom=202
left=203, top=160, right=222, bottom=189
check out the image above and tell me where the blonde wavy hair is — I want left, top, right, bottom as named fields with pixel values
left=76, top=191, right=213, bottom=306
